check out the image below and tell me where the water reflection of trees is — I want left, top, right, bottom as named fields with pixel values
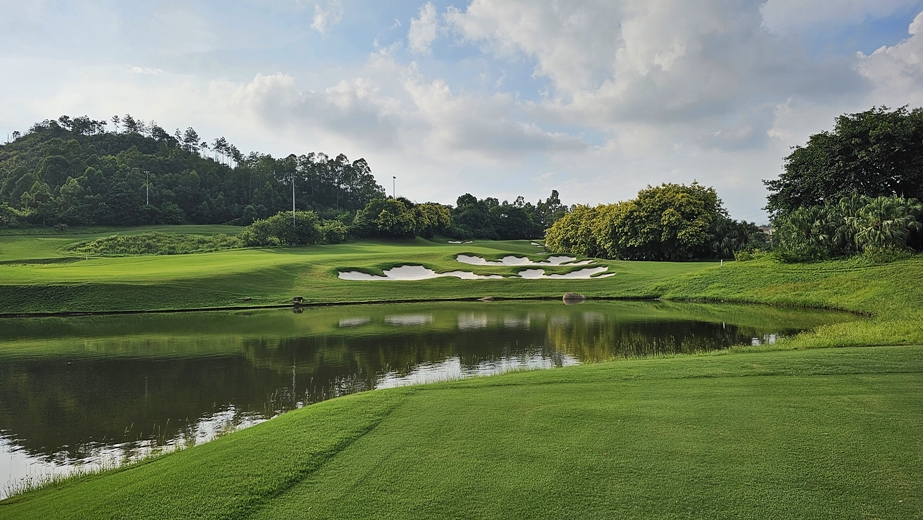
left=544, top=318, right=782, bottom=361
left=0, top=306, right=814, bottom=462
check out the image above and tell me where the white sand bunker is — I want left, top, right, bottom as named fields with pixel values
left=456, top=254, right=593, bottom=266
left=339, top=265, right=504, bottom=281
left=517, top=267, right=615, bottom=279
left=339, top=264, right=614, bottom=280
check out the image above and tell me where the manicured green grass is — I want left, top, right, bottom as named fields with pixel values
left=3, top=346, right=921, bottom=519
left=0, top=231, right=712, bottom=314
left=1, top=229, right=922, bottom=350
left=655, top=254, right=923, bottom=349
left=2, top=229, right=923, bottom=518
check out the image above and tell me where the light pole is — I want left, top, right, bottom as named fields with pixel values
left=392, top=176, right=396, bottom=199
left=144, top=171, right=150, bottom=205
left=292, top=174, right=296, bottom=233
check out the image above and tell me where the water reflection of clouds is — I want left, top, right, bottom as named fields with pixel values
left=457, top=313, right=488, bottom=330
left=384, top=314, right=433, bottom=326
left=751, top=334, right=777, bottom=346
left=0, top=407, right=266, bottom=500
left=338, top=317, right=371, bottom=328
left=503, top=316, right=531, bottom=329
left=374, top=353, right=580, bottom=390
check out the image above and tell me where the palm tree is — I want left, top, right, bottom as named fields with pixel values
left=850, top=196, right=923, bottom=251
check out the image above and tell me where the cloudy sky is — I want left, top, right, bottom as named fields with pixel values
left=3, top=0, right=923, bottom=222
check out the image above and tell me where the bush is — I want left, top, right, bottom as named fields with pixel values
left=241, top=211, right=322, bottom=247
left=861, top=246, right=915, bottom=264
left=320, top=220, right=348, bottom=244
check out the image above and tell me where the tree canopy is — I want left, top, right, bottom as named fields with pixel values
left=546, top=183, right=765, bottom=261
left=0, top=115, right=385, bottom=228
left=764, top=106, right=923, bottom=217
left=446, top=191, right=564, bottom=240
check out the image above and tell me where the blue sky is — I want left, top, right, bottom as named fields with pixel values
left=3, top=0, right=923, bottom=223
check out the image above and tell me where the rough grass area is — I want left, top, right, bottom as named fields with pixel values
left=67, top=232, right=243, bottom=256
left=2, top=346, right=921, bottom=519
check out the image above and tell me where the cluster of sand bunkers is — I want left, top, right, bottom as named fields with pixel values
left=338, top=254, right=614, bottom=281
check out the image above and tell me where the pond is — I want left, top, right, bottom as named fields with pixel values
left=0, top=300, right=853, bottom=497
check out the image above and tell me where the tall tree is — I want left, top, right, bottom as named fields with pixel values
left=765, top=106, right=923, bottom=217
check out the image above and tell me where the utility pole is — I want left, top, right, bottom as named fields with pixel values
left=292, top=173, right=296, bottom=241
left=392, top=176, right=396, bottom=199
left=145, top=171, right=150, bottom=205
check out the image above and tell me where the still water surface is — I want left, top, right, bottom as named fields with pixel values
left=0, top=300, right=852, bottom=496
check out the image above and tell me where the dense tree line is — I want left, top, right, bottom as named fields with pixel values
left=0, top=114, right=570, bottom=242
left=764, top=106, right=923, bottom=261
left=545, top=183, right=767, bottom=261
left=0, top=115, right=384, bottom=228
left=447, top=191, right=566, bottom=240
left=765, top=106, right=923, bottom=218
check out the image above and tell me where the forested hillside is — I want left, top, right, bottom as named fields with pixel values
left=0, top=115, right=567, bottom=241
left=0, top=115, right=384, bottom=228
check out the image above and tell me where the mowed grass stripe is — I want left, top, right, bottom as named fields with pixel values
left=3, top=346, right=921, bottom=519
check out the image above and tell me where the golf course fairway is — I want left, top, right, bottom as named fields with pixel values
left=1, top=229, right=922, bottom=518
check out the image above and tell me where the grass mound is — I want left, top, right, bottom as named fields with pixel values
left=68, top=232, right=243, bottom=256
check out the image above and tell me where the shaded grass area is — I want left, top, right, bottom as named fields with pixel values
left=3, top=346, right=921, bottom=519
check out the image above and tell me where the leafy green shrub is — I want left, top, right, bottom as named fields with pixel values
left=860, top=246, right=915, bottom=264
left=545, top=183, right=763, bottom=260
left=772, top=195, right=923, bottom=262
left=241, top=211, right=321, bottom=246
left=320, top=220, right=348, bottom=244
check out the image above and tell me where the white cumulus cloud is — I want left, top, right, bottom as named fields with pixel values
left=408, top=2, right=439, bottom=54
left=857, top=10, right=923, bottom=106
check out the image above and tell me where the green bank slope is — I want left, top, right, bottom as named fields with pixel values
left=2, top=347, right=921, bottom=519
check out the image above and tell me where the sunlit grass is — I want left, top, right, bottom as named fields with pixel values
left=2, top=347, right=921, bottom=519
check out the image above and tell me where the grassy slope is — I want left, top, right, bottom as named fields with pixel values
left=2, top=347, right=921, bottom=519
left=655, top=255, right=923, bottom=348
left=0, top=229, right=711, bottom=314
